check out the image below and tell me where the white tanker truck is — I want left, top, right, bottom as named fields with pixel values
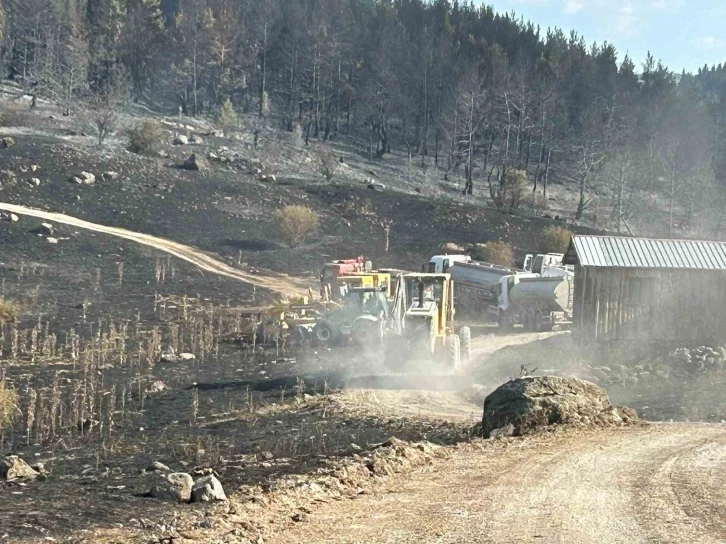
left=494, top=272, right=574, bottom=331
left=447, top=261, right=516, bottom=316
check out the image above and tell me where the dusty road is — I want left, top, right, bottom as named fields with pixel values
left=0, top=202, right=313, bottom=297
left=268, top=424, right=726, bottom=544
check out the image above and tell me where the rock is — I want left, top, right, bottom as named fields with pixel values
left=31, top=165, right=39, bottom=172
left=1, top=456, right=40, bottom=481
left=191, top=475, right=227, bottom=502
left=189, top=134, right=203, bottom=144
left=10, top=213, right=18, bottom=222
left=1, top=137, right=16, bottom=148
left=40, top=222, right=54, bottom=236
left=179, top=353, right=195, bottom=361
left=149, top=461, right=171, bottom=473
left=31, top=462, right=48, bottom=476
left=46, top=237, right=59, bottom=244
left=173, top=134, right=189, bottom=145
left=481, top=376, right=638, bottom=438
left=102, top=171, right=119, bottom=181
left=69, top=172, right=95, bottom=185
left=291, top=513, right=307, bottom=522
left=181, top=154, right=208, bottom=171
left=28, top=178, right=40, bottom=187
left=1, top=212, right=19, bottom=222
left=159, top=348, right=178, bottom=363
left=149, top=472, right=193, bottom=503
left=147, top=380, right=167, bottom=393
left=442, top=242, right=466, bottom=253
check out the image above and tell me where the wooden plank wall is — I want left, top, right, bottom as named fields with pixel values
left=574, top=267, right=726, bottom=344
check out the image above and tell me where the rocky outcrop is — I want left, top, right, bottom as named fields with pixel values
left=1, top=456, right=40, bottom=481
left=191, top=475, right=227, bottom=502
left=181, top=154, right=208, bottom=171
left=481, top=376, right=638, bottom=438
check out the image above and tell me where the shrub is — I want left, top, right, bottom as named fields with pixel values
left=0, top=102, right=29, bottom=127
left=486, top=241, right=515, bottom=268
left=126, top=120, right=162, bottom=154
left=541, top=226, right=573, bottom=254
left=0, top=381, right=18, bottom=433
left=90, top=107, right=118, bottom=147
left=274, top=205, right=320, bottom=247
left=315, top=147, right=338, bottom=183
left=218, top=99, right=238, bottom=130
left=493, top=169, right=528, bottom=213
left=0, top=298, right=19, bottom=322
left=521, top=192, right=548, bottom=216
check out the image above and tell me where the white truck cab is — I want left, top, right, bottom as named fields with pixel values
left=524, top=253, right=565, bottom=275
left=424, top=254, right=471, bottom=273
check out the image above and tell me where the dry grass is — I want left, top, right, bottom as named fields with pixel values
left=541, top=226, right=573, bottom=254
left=126, top=120, right=163, bottom=155
left=486, top=241, right=515, bottom=267
left=0, top=381, right=19, bottom=434
left=0, top=298, right=19, bottom=322
left=218, top=98, right=238, bottom=130
left=0, top=102, right=29, bottom=127
left=274, top=205, right=320, bottom=247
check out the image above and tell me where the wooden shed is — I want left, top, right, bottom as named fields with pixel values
left=563, top=235, right=726, bottom=344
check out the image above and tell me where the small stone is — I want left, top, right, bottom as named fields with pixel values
left=191, top=475, right=227, bottom=502
left=147, top=380, right=167, bottom=393
left=291, top=513, right=307, bottom=522
left=189, top=134, right=203, bottom=144
left=28, top=178, right=40, bottom=186
left=30, top=165, right=39, bottom=172
left=172, top=134, right=189, bottom=145
left=102, top=171, right=119, bottom=181
left=40, top=223, right=54, bottom=236
left=149, top=461, right=171, bottom=473
left=1, top=456, right=39, bottom=481
left=179, top=353, right=195, bottom=361
left=181, top=154, right=208, bottom=171
left=46, top=237, right=59, bottom=244
left=1, top=137, right=16, bottom=148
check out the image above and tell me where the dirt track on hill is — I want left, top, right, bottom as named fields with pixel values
left=267, top=423, right=726, bottom=544
left=0, top=202, right=313, bottom=298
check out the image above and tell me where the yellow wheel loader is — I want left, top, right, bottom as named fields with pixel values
left=384, top=273, right=470, bottom=371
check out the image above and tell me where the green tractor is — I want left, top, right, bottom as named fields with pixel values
left=312, top=286, right=390, bottom=347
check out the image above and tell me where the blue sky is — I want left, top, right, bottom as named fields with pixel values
left=485, top=0, right=726, bottom=73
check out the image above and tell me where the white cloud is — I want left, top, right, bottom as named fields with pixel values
left=564, top=0, right=587, bottom=14
left=616, top=3, right=639, bottom=37
left=649, top=0, right=684, bottom=11
left=696, top=35, right=726, bottom=51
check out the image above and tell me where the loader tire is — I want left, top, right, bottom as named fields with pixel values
left=446, top=334, right=461, bottom=370
left=459, top=326, right=472, bottom=363
left=312, top=321, right=334, bottom=346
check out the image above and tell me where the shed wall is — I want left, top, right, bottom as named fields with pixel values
left=573, top=267, right=726, bottom=343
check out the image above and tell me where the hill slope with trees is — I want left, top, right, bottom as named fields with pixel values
left=1, top=0, right=725, bottom=237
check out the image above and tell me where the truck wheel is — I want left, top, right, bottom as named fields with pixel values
left=446, top=334, right=461, bottom=369
left=312, top=321, right=334, bottom=346
left=498, top=313, right=513, bottom=331
left=459, top=326, right=472, bottom=363
left=534, top=312, right=543, bottom=333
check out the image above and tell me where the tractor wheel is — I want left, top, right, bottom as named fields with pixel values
left=312, top=321, right=335, bottom=346
left=459, top=326, right=472, bottom=363
left=383, top=337, right=407, bottom=372
left=446, top=334, right=461, bottom=370
left=352, top=319, right=384, bottom=347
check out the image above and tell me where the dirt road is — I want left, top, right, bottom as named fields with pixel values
left=0, top=202, right=313, bottom=297
left=268, top=424, right=726, bottom=543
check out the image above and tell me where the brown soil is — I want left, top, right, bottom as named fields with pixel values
left=266, top=424, right=726, bottom=544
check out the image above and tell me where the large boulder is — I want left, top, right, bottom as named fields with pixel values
left=1, top=455, right=40, bottom=481
left=148, top=472, right=193, bottom=502
left=191, top=475, right=227, bottom=502
left=181, top=154, right=208, bottom=171
left=481, top=376, right=637, bottom=438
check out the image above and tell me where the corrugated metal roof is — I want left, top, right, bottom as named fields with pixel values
left=565, top=235, right=726, bottom=269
